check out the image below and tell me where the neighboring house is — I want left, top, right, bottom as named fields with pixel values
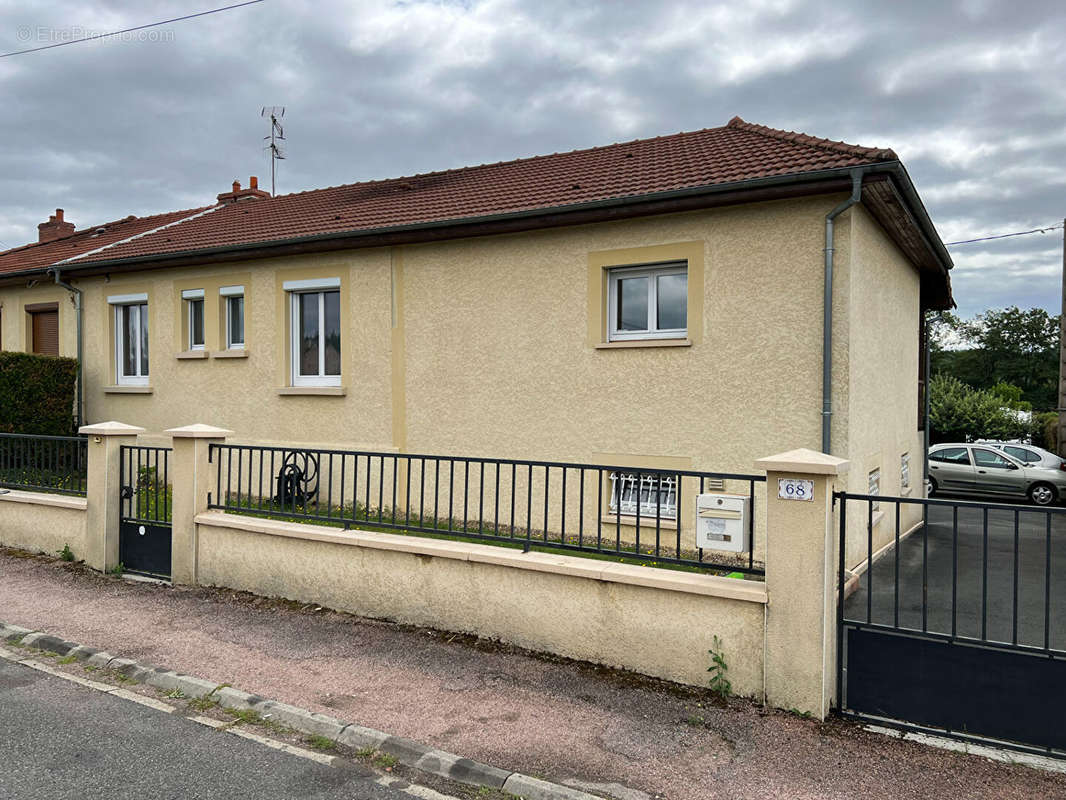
left=0, top=117, right=953, bottom=566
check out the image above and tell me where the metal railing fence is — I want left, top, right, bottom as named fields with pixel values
left=207, top=443, right=766, bottom=575
left=0, top=432, right=87, bottom=496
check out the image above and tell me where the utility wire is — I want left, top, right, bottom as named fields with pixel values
left=945, top=224, right=1064, bottom=247
left=1, top=0, right=265, bottom=58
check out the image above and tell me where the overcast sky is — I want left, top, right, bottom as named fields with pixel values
left=1, top=0, right=1063, bottom=318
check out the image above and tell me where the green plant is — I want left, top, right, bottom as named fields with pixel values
left=107, top=562, right=125, bottom=575
left=707, top=635, right=731, bottom=697
left=355, top=746, right=377, bottom=758
left=372, top=753, right=398, bottom=769
left=58, top=543, right=75, bottom=562
left=305, top=735, right=336, bottom=751
left=685, top=713, right=705, bottom=727
left=164, top=688, right=187, bottom=699
left=0, top=352, right=78, bottom=435
left=190, top=695, right=220, bottom=711
left=56, top=654, right=77, bottom=665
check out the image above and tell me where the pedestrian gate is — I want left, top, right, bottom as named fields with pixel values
left=836, top=491, right=1066, bottom=756
left=119, top=445, right=172, bottom=579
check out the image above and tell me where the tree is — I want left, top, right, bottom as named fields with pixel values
left=930, top=306, right=1060, bottom=410
left=928, top=373, right=1032, bottom=443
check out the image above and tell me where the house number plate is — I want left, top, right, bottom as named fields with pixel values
left=778, top=478, right=814, bottom=501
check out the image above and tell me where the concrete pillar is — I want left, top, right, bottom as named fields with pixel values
left=78, top=421, right=145, bottom=572
left=755, top=447, right=849, bottom=719
left=167, top=424, right=231, bottom=585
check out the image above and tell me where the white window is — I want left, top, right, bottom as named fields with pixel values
left=607, top=262, right=687, bottom=342
left=900, top=453, right=910, bottom=490
left=285, top=279, right=341, bottom=386
left=868, top=468, right=881, bottom=511
left=221, top=285, right=244, bottom=349
left=109, top=294, right=149, bottom=386
left=182, top=289, right=205, bottom=350
left=609, top=472, right=677, bottom=519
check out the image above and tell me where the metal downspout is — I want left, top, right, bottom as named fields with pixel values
left=822, top=168, right=866, bottom=454
left=46, top=267, right=83, bottom=429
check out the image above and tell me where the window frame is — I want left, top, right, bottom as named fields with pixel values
left=606, top=261, right=688, bottom=342
left=221, top=285, right=245, bottom=350
left=288, top=288, right=341, bottom=387
left=111, top=295, right=149, bottom=387
left=182, top=289, right=205, bottom=352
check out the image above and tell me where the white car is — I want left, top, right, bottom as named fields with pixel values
left=974, top=440, right=1065, bottom=472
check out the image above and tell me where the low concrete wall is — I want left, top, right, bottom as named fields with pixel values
left=0, top=491, right=88, bottom=559
left=194, top=512, right=767, bottom=696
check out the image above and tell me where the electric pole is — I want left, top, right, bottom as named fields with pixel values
left=1058, top=218, right=1066, bottom=455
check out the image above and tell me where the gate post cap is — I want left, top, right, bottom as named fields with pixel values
left=755, top=448, right=849, bottom=475
left=78, top=421, right=146, bottom=436
left=166, top=423, right=233, bottom=439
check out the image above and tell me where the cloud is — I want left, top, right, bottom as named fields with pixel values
left=0, top=0, right=1063, bottom=316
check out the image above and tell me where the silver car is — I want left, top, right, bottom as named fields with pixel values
left=975, top=440, right=1065, bottom=471
left=927, top=443, right=1066, bottom=506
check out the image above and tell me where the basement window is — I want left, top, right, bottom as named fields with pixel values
left=609, top=472, right=678, bottom=519
left=607, top=262, right=687, bottom=342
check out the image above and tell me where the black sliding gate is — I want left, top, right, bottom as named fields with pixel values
left=119, top=445, right=172, bottom=579
left=836, top=491, right=1066, bottom=756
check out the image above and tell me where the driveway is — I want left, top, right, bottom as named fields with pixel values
left=845, top=500, right=1066, bottom=649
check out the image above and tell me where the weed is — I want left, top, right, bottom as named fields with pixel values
left=224, top=706, right=288, bottom=734
left=787, top=707, right=813, bottom=719
left=355, top=746, right=377, bottom=758
left=107, top=562, right=125, bottom=576
left=306, top=734, right=336, bottom=751
left=707, top=635, right=732, bottom=698
left=189, top=695, right=220, bottom=711
left=56, top=654, right=77, bottom=665
left=373, top=753, right=398, bottom=769
left=58, top=543, right=75, bottom=562
left=37, top=650, right=59, bottom=659
left=685, top=713, right=705, bottom=727
left=164, top=688, right=187, bottom=700
left=83, top=664, right=98, bottom=672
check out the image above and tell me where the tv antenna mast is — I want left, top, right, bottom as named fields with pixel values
left=261, top=106, right=286, bottom=195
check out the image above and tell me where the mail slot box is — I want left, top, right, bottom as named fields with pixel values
left=695, top=493, right=751, bottom=553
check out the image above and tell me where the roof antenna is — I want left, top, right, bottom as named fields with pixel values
left=261, top=106, right=286, bottom=196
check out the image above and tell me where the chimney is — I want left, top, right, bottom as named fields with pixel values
left=217, top=176, right=270, bottom=204
left=38, top=208, right=76, bottom=243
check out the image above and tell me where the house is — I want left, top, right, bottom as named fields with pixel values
left=0, top=117, right=953, bottom=567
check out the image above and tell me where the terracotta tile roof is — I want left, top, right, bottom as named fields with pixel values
left=0, top=206, right=210, bottom=276
left=0, top=117, right=901, bottom=272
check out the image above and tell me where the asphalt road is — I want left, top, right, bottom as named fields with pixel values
left=0, top=660, right=425, bottom=800
left=845, top=501, right=1066, bottom=649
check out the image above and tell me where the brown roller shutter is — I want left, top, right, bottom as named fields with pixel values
left=31, top=308, right=59, bottom=356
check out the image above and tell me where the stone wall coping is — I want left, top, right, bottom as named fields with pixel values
left=166, top=424, right=234, bottom=438
left=755, top=448, right=850, bottom=476
left=194, top=511, right=768, bottom=604
left=0, top=490, right=87, bottom=511
left=78, top=421, right=146, bottom=436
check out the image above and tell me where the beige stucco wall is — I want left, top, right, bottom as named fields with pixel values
left=0, top=284, right=78, bottom=356
left=0, top=194, right=927, bottom=569
left=195, top=512, right=767, bottom=695
left=0, top=491, right=87, bottom=558
left=841, top=205, right=925, bottom=568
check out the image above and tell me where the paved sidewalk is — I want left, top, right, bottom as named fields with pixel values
left=1, top=549, right=1064, bottom=800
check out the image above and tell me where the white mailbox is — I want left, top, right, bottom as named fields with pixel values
left=695, top=493, right=751, bottom=553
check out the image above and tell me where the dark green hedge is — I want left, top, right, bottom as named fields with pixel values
left=0, top=352, right=78, bottom=435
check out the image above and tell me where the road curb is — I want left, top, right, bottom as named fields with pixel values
left=0, top=620, right=605, bottom=800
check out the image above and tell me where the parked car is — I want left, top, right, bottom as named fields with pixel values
left=927, top=443, right=1066, bottom=506
left=974, top=440, right=1065, bottom=472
